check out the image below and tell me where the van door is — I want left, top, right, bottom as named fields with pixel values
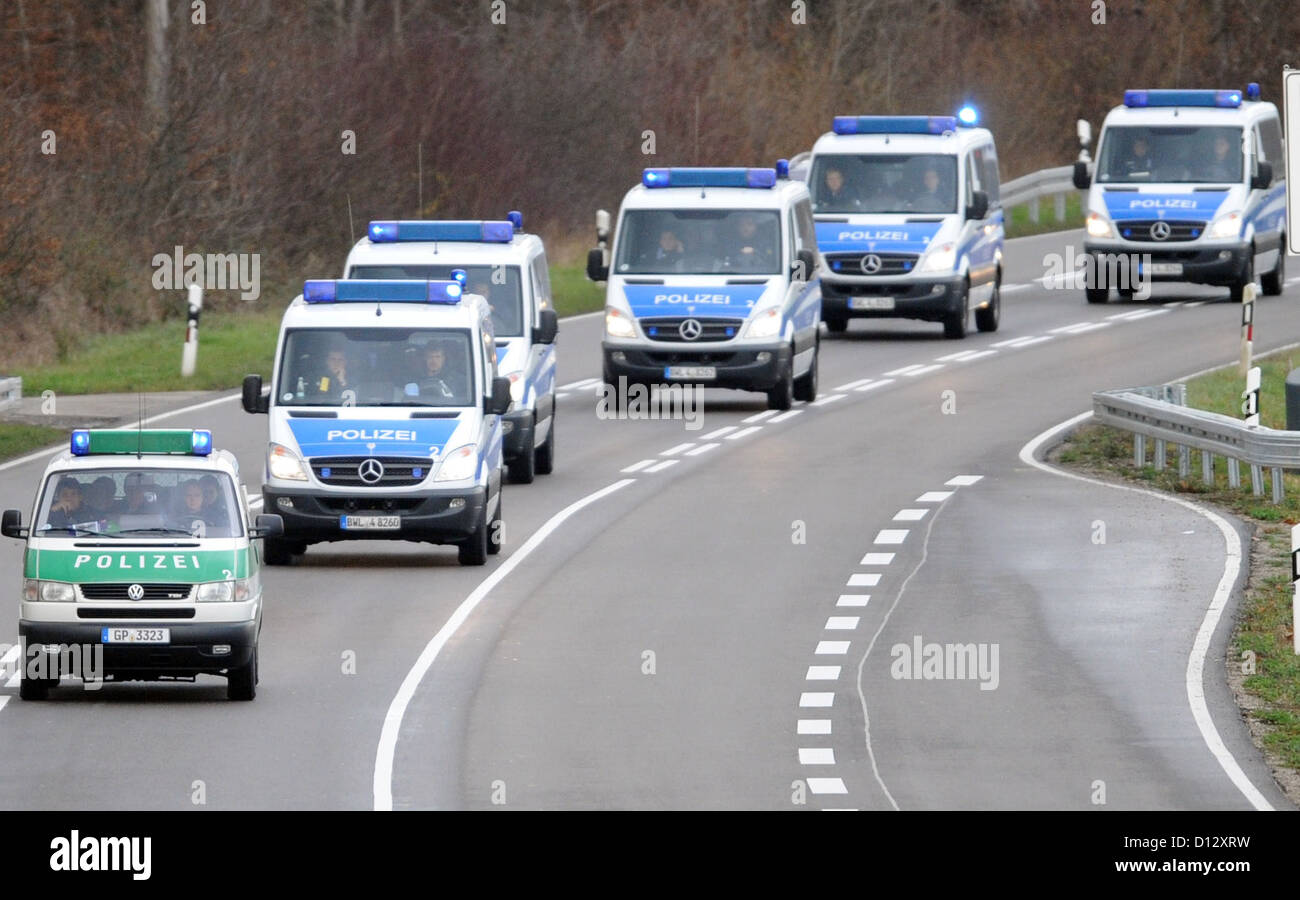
left=964, top=148, right=999, bottom=302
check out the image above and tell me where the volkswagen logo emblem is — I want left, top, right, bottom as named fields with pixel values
left=860, top=253, right=884, bottom=274
left=126, top=583, right=145, bottom=601
left=678, top=318, right=703, bottom=341
left=358, top=458, right=385, bottom=484
left=1149, top=221, right=1171, bottom=241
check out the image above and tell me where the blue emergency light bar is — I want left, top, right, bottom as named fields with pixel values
left=70, top=428, right=213, bottom=456
left=507, top=210, right=523, bottom=231
left=1246, top=82, right=1261, bottom=101
left=832, top=116, right=958, bottom=135
left=302, top=279, right=463, bottom=304
left=367, top=220, right=515, bottom=243
left=641, top=167, right=777, bottom=189
left=1122, top=89, right=1241, bottom=108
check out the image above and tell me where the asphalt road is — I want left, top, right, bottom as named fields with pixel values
left=0, top=229, right=1294, bottom=810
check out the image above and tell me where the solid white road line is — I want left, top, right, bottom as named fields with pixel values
left=1121, top=308, right=1170, bottom=321
left=825, top=617, right=860, bottom=630
left=685, top=443, right=719, bottom=456
left=1050, top=321, right=1094, bottom=334
left=1019, top=412, right=1273, bottom=811
left=806, top=666, right=841, bottom=680
left=0, top=697, right=8, bottom=713
left=698, top=426, right=737, bottom=440
left=373, top=479, right=635, bottom=811
left=726, top=426, right=762, bottom=440
left=621, top=459, right=656, bottom=473
left=1163, top=301, right=1186, bottom=308
left=806, top=777, right=848, bottom=794
left=798, top=719, right=832, bottom=735
left=990, top=336, right=1035, bottom=348
left=860, top=552, right=895, bottom=565
left=1184, top=300, right=1208, bottom=308
left=644, top=459, right=679, bottom=473
left=811, top=394, right=846, bottom=406
left=915, top=491, right=952, bottom=503
left=957, top=350, right=998, bottom=361
left=935, top=350, right=980, bottom=362
left=883, top=364, right=924, bottom=376
left=854, top=378, right=895, bottom=392
left=1005, top=335, right=1053, bottom=348
left=769, top=409, right=803, bottom=423
left=800, top=692, right=834, bottom=708
left=847, top=573, right=881, bottom=587
left=799, top=748, right=836, bottom=765
left=816, top=641, right=851, bottom=655
left=558, top=377, right=600, bottom=391
left=874, top=529, right=909, bottom=544
left=836, top=595, right=870, bottom=607
left=742, top=410, right=779, bottom=424
left=946, top=475, right=983, bottom=486
left=893, top=508, right=928, bottom=521
left=833, top=378, right=875, bottom=391
left=660, top=442, right=695, bottom=456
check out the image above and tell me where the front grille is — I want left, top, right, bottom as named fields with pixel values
left=824, top=252, right=918, bottom=275
left=77, top=607, right=196, bottom=619
left=639, top=317, right=743, bottom=343
left=79, top=583, right=193, bottom=601
left=310, top=456, right=432, bottom=487
left=1114, top=219, right=1206, bottom=242
left=317, top=497, right=425, bottom=513
left=644, top=351, right=739, bottom=365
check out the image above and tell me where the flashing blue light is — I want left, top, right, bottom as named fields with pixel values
left=71, top=430, right=91, bottom=456
left=507, top=210, right=523, bottom=231
left=366, top=220, right=514, bottom=243
left=190, top=430, right=213, bottom=456
left=304, top=279, right=464, bottom=305
left=451, top=268, right=467, bottom=285
left=647, top=327, right=659, bottom=336
left=1122, top=89, right=1241, bottom=108
left=1246, top=82, right=1261, bottom=101
left=412, top=467, right=423, bottom=479
left=321, top=467, right=331, bottom=479
left=303, top=280, right=337, bottom=302
left=775, top=158, right=790, bottom=179
left=832, top=115, right=958, bottom=135
left=640, top=167, right=778, bottom=189
left=724, top=326, right=736, bottom=337
left=957, top=105, right=979, bottom=126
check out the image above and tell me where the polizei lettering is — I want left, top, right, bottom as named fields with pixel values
left=72, top=554, right=202, bottom=569
left=653, top=293, right=733, bottom=305
left=325, top=428, right=417, bottom=441
left=1127, top=198, right=1197, bottom=209
left=839, top=230, right=910, bottom=241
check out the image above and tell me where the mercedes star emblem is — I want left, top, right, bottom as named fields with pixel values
left=1149, top=221, right=1171, bottom=241
left=358, top=458, right=385, bottom=484
left=860, top=253, right=884, bottom=274
left=679, top=318, right=703, bottom=341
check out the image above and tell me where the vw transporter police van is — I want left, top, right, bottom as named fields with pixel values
left=806, top=110, right=1004, bottom=338
left=1074, top=85, right=1286, bottom=303
left=587, top=165, right=822, bottom=410
left=241, top=276, right=511, bottom=566
left=343, top=215, right=559, bottom=483
left=1, top=428, right=282, bottom=701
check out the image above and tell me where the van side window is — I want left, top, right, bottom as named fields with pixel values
left=531, top=255, right=552, bottom=312
left=1259, top=117, right=1284, bottom=174
left=794, top=198, right=819, bottom=266
left=976, top=145, right=1001, bottom=206
left=964, top=155, right=978, bottom=205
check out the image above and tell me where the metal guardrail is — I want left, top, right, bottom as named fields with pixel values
left=0, top=377, right=20, bottom=413
left=1000, top=165, right=1078, bottom=224
left=1092, top=384, right=1300, bottom=503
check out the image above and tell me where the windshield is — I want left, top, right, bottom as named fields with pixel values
left=35, top=467, right=243, bottom=538
left=810, top=154, right=958, bottom=214
left=613, top=209, right=782, bottom=275
left=347, top=264, right=524, bottom=337
left=1097, top=126, right=1243, bottom=184
left=277, top=327, right=475, bottom=408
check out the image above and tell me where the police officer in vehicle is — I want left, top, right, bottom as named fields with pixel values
left=912, top=165, right=950, bottom=212
left=729, top=212, right=776, bottom=272
left=1205, top=132, right=1238, bottom=182
left=45, top=478, right=88, bottom=530
left=414, top=340, right=465, bottom=403
left=819, top=166, right=861, bottom=211
left=1123, top=134, right=1155, bottom=178
left=311, top=342, right=354, bottom=401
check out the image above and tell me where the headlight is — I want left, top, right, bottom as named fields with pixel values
left=268, top=442, right=309, bottom=481
left=27, top=580, right=73, bottom=602
left=507, top=372, right=526, bottom=403
left=604, top=306, right=636, bottom=339
left=1085, top=213, right=1114, bottom=239
left=1208, top=212, right=1242, bottom=240
left=916, top=242, right=957, bottom=274
left=745, top=307, right=783, bottom=340
left=434, top=444, right=478, bottom=482
left=197, top=576, right=258, bottom=603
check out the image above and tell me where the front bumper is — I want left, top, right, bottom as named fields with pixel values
left=820, top=276, right=964, bottom=322
left=1082, top=241, right=1251, bottom=287
left=502, top=408, right=533, bottom=460
left=602, top=341, right=790, bottom=391
left=18, top=619, right=257, bottom=678
left=261, top=485, right=485, bottom=543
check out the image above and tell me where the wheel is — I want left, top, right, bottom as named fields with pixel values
left=600, top=365, right=621, bottom=414
left=458, top=510, right=489, bottom=566
left=19, top=673, right=51, bottom=701
left=507, top=440, right=535, bottom=484
left=824, top=317, right=848, bottom=334
left=942, top=281, right=969, bottom=339
left=227, top=645, right=257, bottom=701
left=1262, top=241, right=1285, bottom=296
left=793, top=341, right=818, bottom=403
left=766, top=357, right=794, bottom=411
left=487, top=491, right=503, bottom=556
left=262, top=538, right=293, bottom=566
left=1085, top=254, right=1109, bottom=303
left=535, top=410, right=555, bottom=475
left=974, top=273, right=1000, bottom=333
left=1118, top=287, right=1135, bottom=302
left=1085, top=288, right=1108, bottom=304
left=1229, top=251, right=1254, bottom=303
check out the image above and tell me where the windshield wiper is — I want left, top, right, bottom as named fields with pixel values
left=116, top=527, right=201, bottom=536
left=38, top=526, right=116, bottom=537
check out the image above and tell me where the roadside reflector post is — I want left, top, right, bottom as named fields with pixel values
left=1178, top=444, right=1189, bottom=478
left=1134, top=433, right=1146, bottom=466
left=1292, top=522, right=1300, bottom=654
left=1202, top=451, right=1214, bottom=485
left=181, top=283, right=203, bottom=378
left=1272, top=467, right=1285, bottom=504
left=1228, top=457, right=1241, bottom=488
left=1242, top=364, right=1261, bottom=428
left=1154, top=438, right=1166, bottom=470
left=1250, top=464, right=1264, bottom=496
left=1239, top=282, right=1255, bottom=377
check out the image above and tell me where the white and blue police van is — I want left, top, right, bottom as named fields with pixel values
left=1074, top=85, right=1286, bottom=303
left=806, top=110, right=1003, bottom=338
left=342, top=216, right=558, bottom=483
left=587, top=165, right=822, bottom=410
left=241, top=276, right=511, bottom=566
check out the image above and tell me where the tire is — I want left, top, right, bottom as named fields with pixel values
left=535, top=411, right=555, bottom=475
left=766, top=356, right=794, bottom=411
left=262, top=538, right=293, bottom=566
left=793, top=340, right=819, bottom=403
left=458, top=510, right=489, bottom=566
left=1085, top=254, right=1108, bottom=304
left=1262, top=241, right=1285, bottom=296
left=601, top=365, right=621, bottom=414
left=974, top=273, right=1000, bottom=333
left=227, top=645, right=257, bottom=701
left=1117, top=287, right=1135, bottom=302
left=942, top=281, right=969, bottom=339
left=1229, top=251, right=1254, bottom=303
left=507, top=440, right=535, bottom=484
left=824, top=317, right=848, bottom=334
left=1085, top=288, right=1109, bottom=304
left=19, top=673, right=52, bottom=701
left=487, top=491, right=503, bottom=556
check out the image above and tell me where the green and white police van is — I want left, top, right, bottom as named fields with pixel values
left=1, top=429, right=283, bottom=701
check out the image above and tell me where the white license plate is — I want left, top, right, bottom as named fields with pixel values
left=664, top=366, right=716, bottom=380
left=1146, top=263, right=1183, bottom=276
left=101, top=627, right=170, bottom=644
left=341, top=515, right=401, bottom=531
left=851, top=296, right=895, bottom=310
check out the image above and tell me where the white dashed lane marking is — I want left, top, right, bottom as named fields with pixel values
left=698, top=426, right=737, bottom=441
left=685, top=443, right=719, bottom=456
left=806, top=666, right=841, bottom=680
left=854, top=378, right=895, bottom=393
left=825, top=617, right=860, bottom=630
left=883, top=364, right=925, bottom=376
left=798, top=719, right=832, bottom=735
left=558, top=377, right=600, bottom=391
left=660, top=442, right=695, bottom=456
left=915, top=492, right=951, bottom=503
left=643, top=459, right=679, bottom=473
left=726, top=426, right=763, bottom=440
left=902, top=364, right=944, bottom=377
left=769, top=409, right=803, bottom=423
left=799, top=748, right=836, bottom=765
left=874, top=529, right=909, bottom=545
left=860, top=552, right=895, bottom=565
left=893, top=508, right=928, bottom=522
left=846, top=573, right=881, bottom=587
left=621, top=459, right=655, bottom=473
left=811, top=394, right=846, bottom=406
left=800, top=692, right=835, bottom=708
left=742, top=410, right=779, bottom=424
left=816, top=641, right=851, bottom=655
left=946, top=475, right=983, bottom=486
left=836, top=595, right=870, bottom=607
left=833, top=378, right=875, bottom=391
left=807, top=777, right=848, bottom=795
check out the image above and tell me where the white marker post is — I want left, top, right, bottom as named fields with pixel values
left=1239, top=282, right=1255, bottom=377
left=1242, top=365, right=1261, bottom=427
left=181, top=283, right=203, bottom=377
left=1293, top=523, right=1300, bottom=654
left=1283, top=67, right=1300, bottom=256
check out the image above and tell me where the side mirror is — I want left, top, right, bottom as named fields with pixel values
left=252, top=513, right=283, bottom=539
left=587, top=248, right=609, bottom=282
left=1, top=509, right=26, bottom=539
left=1252, top=161, right=1273, bottom=191
left=489, top=376, right=512, bottom=416
left=595, top=209, right=611, bottom=243
left=794, top=248, right=818, bottom=281
left=1072, top=160, right=1091, bottom=190
left=242, top=374, right=268, bottom=414
left=534, top=308, right=559, bottom=345
left=966, top=190, right=989, bottom=221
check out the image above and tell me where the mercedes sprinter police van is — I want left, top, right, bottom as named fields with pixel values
left=807, top=110, right=1004, bottom=338
left=1, top=428, right=282, bottom=701
left=241, top=276, right=511, bottom=566
left=342, top=215, right=559, bottom=483
left=1074, top=85, right=1286, bottom=303
left=587, top=165, right=822, bottom=411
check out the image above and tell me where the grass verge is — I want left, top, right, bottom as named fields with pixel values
left=1003, top=192, right=1083, bottom=239
left=0, top=424, right=67, bottom=464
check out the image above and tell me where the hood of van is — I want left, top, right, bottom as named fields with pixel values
left=1102, top=189, right=1230, bottom=221
left=285, top=416, right=463, bottom=459
left=621, top=282, right=772, bottom=319
left=815, top=220, right=945, bottom=254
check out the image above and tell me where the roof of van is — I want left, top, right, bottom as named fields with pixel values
left=619, top=177, right=810, bottom=211
left=1101, top=101, right=1279, bottom=128
left=810, top=126, right=994, bottom=157
left=278, top=290, right=493, bottom=332
left=344, top=231, right=544, bottom=276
